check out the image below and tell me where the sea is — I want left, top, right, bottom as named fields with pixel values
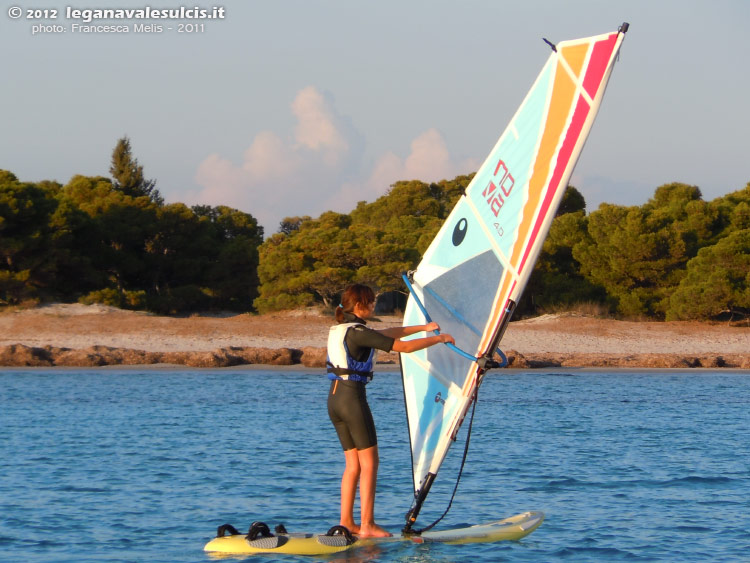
left=1, top=368, right=749, bottom=562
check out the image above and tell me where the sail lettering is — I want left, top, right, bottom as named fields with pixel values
left=481, top=159, right=514, bottom=217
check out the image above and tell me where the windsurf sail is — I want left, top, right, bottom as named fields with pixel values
left=400, top=23, right=629, bottom=531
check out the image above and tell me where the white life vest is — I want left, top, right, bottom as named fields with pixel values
left=326, top=323, right=375, bottom=382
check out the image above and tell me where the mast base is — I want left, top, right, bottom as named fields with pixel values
left=403, top=472, right=436, bottom=534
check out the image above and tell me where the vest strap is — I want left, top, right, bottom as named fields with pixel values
left=326, top=362, right=373, bottom=382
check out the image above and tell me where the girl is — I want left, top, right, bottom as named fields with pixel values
left=326, top=283, right=454, bottom=537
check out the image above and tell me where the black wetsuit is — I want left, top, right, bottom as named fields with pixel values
left=327, top=320, right=394, bottom=451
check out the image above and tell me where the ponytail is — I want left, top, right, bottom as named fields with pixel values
left=334, top=303, right=345, bottom=323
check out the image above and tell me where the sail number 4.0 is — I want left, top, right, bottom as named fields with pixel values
left=481, top=159, right=514, bottom=236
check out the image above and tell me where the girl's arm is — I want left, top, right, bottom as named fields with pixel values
left=376, top=321, right=441, bottom=339
left=391, top=332, right=454, bottom=353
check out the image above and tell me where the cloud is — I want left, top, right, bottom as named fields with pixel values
left=364, top=128, right=470, bottom=192
left=195, top=131, right=296, bottom=201
left=292, top=86, right=350, bottom=165
left=191, top=86, right=475, bottom=235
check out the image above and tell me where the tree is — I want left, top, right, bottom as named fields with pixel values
left=278, top=215, right=311, bottom=235
left=710, top=183, right=750, bottom=237
left=47, top=185, right=104, bottom=299
left=64, top=175, right=160, bottom=301
left=289, top=211, right=359, bottom=308
left=519, top=209, right=609, bottom=315
left=574, top=203, right=673, bottom=317
left=0, top=172, right=60, bottom=304
left=254, top=230, right=320, bottom=313
left=573, top=184, right=719, bottom=318
left=1, top=168, right=264, bottom=312
left=194, top=205, right=264, bottom=310
left=557, top=185, right=586, bottom=215
left=350, top=180, right=442, bottom=226
left=350, top=176, right=469, bottom=294
left=142, top=203, right=212, bottom=311
left=667, top=229, right=750, bottom=320
left=355, top=215, right=440, bottom=293
left=109, top=136, right=163, bottom=204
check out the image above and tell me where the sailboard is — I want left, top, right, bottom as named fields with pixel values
left=204, top=511, right=544, bottom=555
left=400, top=23, right=629, bottom=531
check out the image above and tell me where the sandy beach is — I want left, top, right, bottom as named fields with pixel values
left=1, top=304, right=748, bottom=369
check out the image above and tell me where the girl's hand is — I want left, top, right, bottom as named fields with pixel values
left=440, top=333, right=455, bottom=345
left=425, top=321, right=440, bottom=333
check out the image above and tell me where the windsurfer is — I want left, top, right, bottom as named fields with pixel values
left=327, top=283, right=454, bottom=538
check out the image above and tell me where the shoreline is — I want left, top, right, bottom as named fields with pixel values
left=2, top=363, right=750, bottom=374
left=1, top=304, right=748, bottom=369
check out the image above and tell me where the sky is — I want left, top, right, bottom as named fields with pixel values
left=3, top=0, right=749, bottom=235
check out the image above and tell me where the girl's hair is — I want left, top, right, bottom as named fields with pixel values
left=335, top=284, right=375, bottom=322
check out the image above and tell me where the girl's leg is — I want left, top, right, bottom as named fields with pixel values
left=356, top=445, right=391, bottom=537
left=340, top=448, right=361, bottom=533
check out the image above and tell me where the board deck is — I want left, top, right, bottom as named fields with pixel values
left=203, top=511, right=543, bottom=555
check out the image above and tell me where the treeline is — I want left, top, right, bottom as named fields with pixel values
left=257, top=177, right=750, bottom=321
left=2, top=139, right=749, bottom=320
left=0, top=138, right=263, bottom=313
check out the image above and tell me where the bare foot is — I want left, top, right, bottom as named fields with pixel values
left=340, top=521, right=360, bottom=535
left=357, top=523, right=392, bottom=538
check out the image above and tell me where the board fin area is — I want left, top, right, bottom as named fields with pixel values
left=203, top=511, right=544, bottom=555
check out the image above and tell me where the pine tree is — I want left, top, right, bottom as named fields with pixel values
left=109, top=136, right=163, bottom=204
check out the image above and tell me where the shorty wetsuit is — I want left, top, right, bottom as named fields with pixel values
left=327, top=317, right=394, bottom=451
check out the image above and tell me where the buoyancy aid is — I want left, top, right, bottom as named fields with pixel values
left=326, top=323, right=374, bottom=383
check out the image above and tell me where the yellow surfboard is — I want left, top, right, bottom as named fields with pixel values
left=204, top=511, right=544, bottom=556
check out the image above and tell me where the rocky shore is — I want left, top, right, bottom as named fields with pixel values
left=1, top=304, right=748, bottom=369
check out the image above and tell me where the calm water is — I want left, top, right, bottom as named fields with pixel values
left=1, top=368, right=749, bottom=562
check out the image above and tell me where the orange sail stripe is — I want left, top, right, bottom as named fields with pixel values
left=511, top=60, right=576, bottom=268
left=560, top=42, right=590, bottom=79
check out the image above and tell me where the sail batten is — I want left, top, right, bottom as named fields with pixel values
left=400, top=24, right=628, bottom=531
